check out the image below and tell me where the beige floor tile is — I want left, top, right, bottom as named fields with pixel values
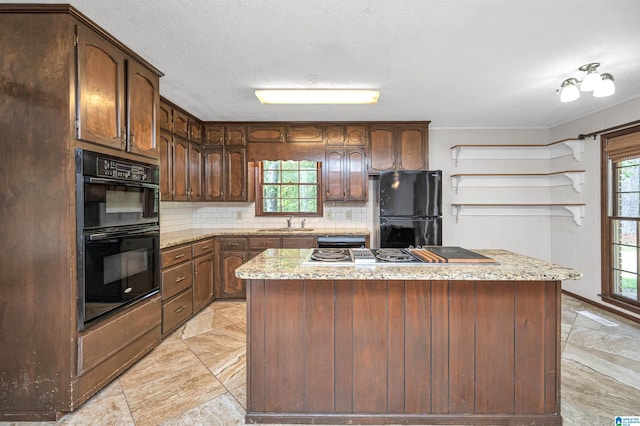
left=160, top=392, right=245, bottom=425
left=203, top=346, right=247, bottom=391
left=59, top=391, right=134, bottom=425
left=229, top=383, right=247, bottom=410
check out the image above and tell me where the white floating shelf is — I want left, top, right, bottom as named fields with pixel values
left=451, top=204, right=586, bottom=226
left=450, top=139, right=584, bottom=166
left=451, top=170, right=585, bottom=194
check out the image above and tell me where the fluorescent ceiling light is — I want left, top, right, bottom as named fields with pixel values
left=255, top=89, right=380, bottom=104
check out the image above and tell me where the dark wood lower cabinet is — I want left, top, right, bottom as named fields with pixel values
left=246, top=279, right=561, bottom=425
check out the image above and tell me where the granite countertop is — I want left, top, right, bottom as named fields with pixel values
left=161, top=228, right=370, bottom=249
left=235, top=248, right=582, bottom=281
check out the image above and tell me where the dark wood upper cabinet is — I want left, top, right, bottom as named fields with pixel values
left=188, top=142, right=203, bottom=201
left=345, top=147, right=367, bottom=201
left=76, top=25, right=159, bottom=159
left=203, top=147, right=224, bottom=201
left=325, top=126, right=345, bottom=146
left=369, top=126, right=396, bottom=173
left=286, top=125, right=324, bottom=143
left=324, top=148, right=344, bottom=201
left=204, top=124, right=224, bottom=145
left=225, top=147, right=247, bottom=201
left=76, top=25, right=126, bottom=150
left=173, top=109, right=189, bottom=139
left=172, top=136, right=190, bottom=201
left=247, top=125, right=285, bottom=142
left=346, top=125, right=367, bottom=146
left=127, top=60, right=159, bottom=158
left=158, top=102, right=172, bottom=132
left=188, top=119, right=202, bottom=144
left=159, top=130, right=172, bottom=201
left=368, top=123, right=429, bottom=173
left=226, top=126, right=246, bottom=146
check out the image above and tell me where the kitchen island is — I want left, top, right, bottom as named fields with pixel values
left=236, top=248, right=581, bottom=425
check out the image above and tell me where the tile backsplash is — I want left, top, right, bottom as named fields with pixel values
left=160, top=201, right=369, bottom=233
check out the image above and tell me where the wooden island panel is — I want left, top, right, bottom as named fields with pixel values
left=246, top=278, right=561, bottom=425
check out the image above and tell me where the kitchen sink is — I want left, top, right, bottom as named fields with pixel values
left=257, top=228, right=314, bottom=232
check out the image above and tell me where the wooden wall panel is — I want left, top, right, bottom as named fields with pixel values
left=404, top=280, right=431, bottom=413
left=448, top=281, right=475, bottom=413
left=334, top=280, right=354, bottom=413
left=475, top=281, right=515, bottom=414
left=263, top=280, right=305, bottom=412
left=387, top=281, right=406, bottom=413
left=545, top=281, right=561, bottom=413
left=247, top=279, right=265, bottom=412
left=303, top=280, right=335, bottom=412
left=430, top=281, right=449, bottom=413
left=352, top=280, right=388, bottom=413
left=515, top=281, right=546, bottom=413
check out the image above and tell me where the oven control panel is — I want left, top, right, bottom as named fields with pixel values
left=97, top=158, right=150, bottom=182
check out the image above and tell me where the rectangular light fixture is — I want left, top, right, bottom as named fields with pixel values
left=255, top=89, right=380, bottom=105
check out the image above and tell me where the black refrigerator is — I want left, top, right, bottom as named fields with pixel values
left=378, top=170, right=442, bottom=248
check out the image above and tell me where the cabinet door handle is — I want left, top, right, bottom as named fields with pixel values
left=175, top=275, right=186, bottom=283
left=228, top=243, right=239, bottom=247
left=175, top=305, right=185, bottom=313
left=200, top=245, right=210, bottom=250
left=130, top=131, right=135, bottom=147
left=174, top=254, right=185, bottom=259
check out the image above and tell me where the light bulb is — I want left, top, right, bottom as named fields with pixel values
left=560, top=78, right=580, bottom=102
left=593, top=73, right=615, bottom=98
left=580, top=71, right=601, bottom=92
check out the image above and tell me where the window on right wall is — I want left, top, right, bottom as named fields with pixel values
left=601, top=125, right=640, bottom=314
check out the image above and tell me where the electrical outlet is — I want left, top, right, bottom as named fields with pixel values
left=345, top=210, right=352, bottom=220
left=237, top=211, right=242, bottom=220
left=327, top=211, right=332, bottom=220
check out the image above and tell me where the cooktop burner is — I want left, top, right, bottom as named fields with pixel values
left=374, top=248, right=420, bottom=263
left=310, top=248, right=352, bottom=262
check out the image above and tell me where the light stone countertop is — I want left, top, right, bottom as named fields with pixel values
left=161, top=228, right=370, bottom=249
left=235, top=248, right=582, bottom=281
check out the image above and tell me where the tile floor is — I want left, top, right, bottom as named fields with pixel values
left=7, top=295, right=640, bottom=425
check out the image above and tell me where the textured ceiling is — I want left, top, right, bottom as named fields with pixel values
left=6, top=0, right=640, bottom=127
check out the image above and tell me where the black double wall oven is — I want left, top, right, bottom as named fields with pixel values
left=76, top=149, right=160, bottom=330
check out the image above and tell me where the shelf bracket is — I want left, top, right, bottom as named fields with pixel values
left=562, top=140, right=584, bottom=162
left=563, top=205, right=584, bottom=226
left=453, top=205, right=463, bottom=223
left=452, top=146, right=463, bottom=166
left=563, top=171, right=585, bottom=193
left=452, top=175, right=462, bottom=194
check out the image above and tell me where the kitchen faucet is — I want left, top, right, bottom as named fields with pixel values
left=286, top=216, right=294, bottom=229
left=301, top=218, right=306, bottom=229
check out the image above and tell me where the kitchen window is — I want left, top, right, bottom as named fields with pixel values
left=601, top=126, right=640, bottom=314
left=255, top=160, right=323, bottom=216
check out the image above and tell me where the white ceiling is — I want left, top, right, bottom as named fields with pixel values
left=8, top=0, right=640, bottom=127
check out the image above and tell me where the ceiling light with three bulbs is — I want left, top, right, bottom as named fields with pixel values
left=559, top=63, right=615, bottom=103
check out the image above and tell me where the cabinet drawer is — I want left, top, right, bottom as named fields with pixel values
left=161, top=262, right=193, bottom=300
left=218, top=238, right=248, bottom=250
left=282, top=236, right=316, bottom=248
left=162, top=289, right=193, bottom=335
left=249, top=237, right=281, bottom=249
left=161, top=245, right=192, bottom=268
left=192, top=238, right=214, bottom=256
left=78, top=295, right=161, bottom=375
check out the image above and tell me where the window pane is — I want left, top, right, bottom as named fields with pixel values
left=620, top=158, right=640, bottom=167
left=264, top=160, right=281, bottom=170
left=257, top=160, right=320, bottom=216
left=618, top=192, right=640, bottom=217
left=613, top=219, right=637, bottom=246
left=613, top=243, right=637, bottom=273
left=300, top=185, right=317, bottom=198
left=282, top=160, right=297, bottom=170
left=300, top=199, right=317, bottom=212
left=282, top=170, right=298, bottom=183
left=282, top=200, right=299, bottom=212
left=300, top=170, right=317, bottom=183
left=613, top=269, right=638, bottom=299
left=264, top=170, right=280, bottom=183
left=263, top=199, right=279, bottom=213
left=281, top=185, right=298, bottom=199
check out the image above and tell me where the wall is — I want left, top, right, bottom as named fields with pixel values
left=160, top=200, right=369, bottom=233
left=428, top=128, right=554, bottom=260
left=549, top=96, right=640, bottom=319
